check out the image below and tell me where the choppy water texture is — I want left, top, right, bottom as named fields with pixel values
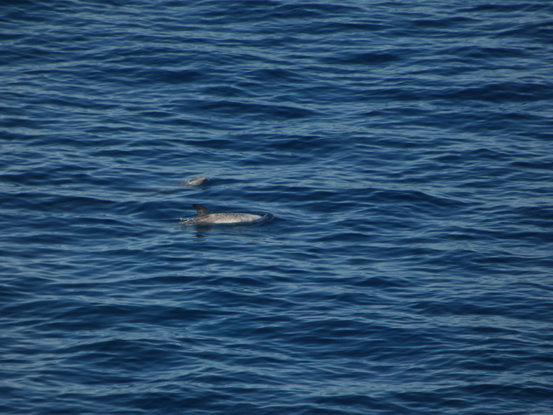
left=2, top=1, right=553, bottom=414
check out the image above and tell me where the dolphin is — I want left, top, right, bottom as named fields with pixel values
left=179, top=176, right=210, bottom=187
left=180, top=204, right=266, bottom=225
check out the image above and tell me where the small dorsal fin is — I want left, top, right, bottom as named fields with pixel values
left=193, top=204, right=210, bottom=217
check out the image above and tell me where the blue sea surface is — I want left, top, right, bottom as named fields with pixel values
left=1, top=1, right=553, bottom=414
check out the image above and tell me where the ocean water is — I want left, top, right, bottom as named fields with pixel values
left=1, top=1, right=553, bottom=414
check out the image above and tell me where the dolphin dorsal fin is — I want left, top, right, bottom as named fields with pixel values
left=193, top=204, right=210, bottom=218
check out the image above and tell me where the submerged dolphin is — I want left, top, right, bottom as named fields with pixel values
left=180, top=204, right=266, bottom=225
left=179, top=176, right=210, bottom=187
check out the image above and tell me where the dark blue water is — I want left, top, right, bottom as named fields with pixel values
left=2, top=1, right=553, bottom=414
